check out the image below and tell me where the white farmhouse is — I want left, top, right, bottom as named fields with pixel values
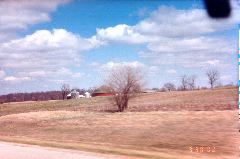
left=85, top=92, right=91, bottom=98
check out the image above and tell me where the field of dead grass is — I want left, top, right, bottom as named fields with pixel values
left=0, top=87, right=238, bottom=159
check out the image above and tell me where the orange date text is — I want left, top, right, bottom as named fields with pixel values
left=189, top=146, right=216, bottom=153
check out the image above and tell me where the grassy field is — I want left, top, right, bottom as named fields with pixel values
left=0, top=87, right=239, bottom=159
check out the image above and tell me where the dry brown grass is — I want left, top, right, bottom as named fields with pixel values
left=0, top=87, right=238, bottom=116
left=0, top=87, right=238, bottom=159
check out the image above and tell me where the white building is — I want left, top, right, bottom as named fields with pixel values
left=85, top=92, right=91, bottom=98
left=67, top=90, right=91, bottom=99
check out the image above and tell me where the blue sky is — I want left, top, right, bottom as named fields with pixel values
left=0, top=0, right=239, bottom=94
left=26, top=0, right=205, bottom=37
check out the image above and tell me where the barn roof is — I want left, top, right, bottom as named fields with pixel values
left=93, top=85, right=112, bottom=93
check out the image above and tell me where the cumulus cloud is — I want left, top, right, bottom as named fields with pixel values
left=1, top=29, right=99, bottom=53
left=0, top=1, right=104, bottom=90
left=101, top=61, right=145, bottom=70
left=140, top=35, right=235, bottom=68
left=96, top=24, right=158, bottom=44
left=11, top=67, right=84, bottom=85
left=92, top=61, right=147, bottom=77
left=95, top=5, right=239, bottom=69
left=97, top=61, right=161, bottom=80
left=166, top=69, right=177, bottom=74
left=3, top=76, right=30, bottom=82
left=134, top=6, right=240, bottom=37
left=146, top=36, right=233, bottom=54
left=1, top=2, right=238, bottom=92
left=96, top=6, right=240, bottom=42
left=140, top=50, right=233, bottom=69
left=0, top=29, right=102, bottom=82
left=0, top=0, right=70, bottom=41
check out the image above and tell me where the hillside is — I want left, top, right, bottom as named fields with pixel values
left=0, top=87, right=237, bottom=116
left=0, top=87, right=238, bottom=159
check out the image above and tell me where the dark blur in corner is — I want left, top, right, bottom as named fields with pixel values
left=204, top=0, right=231, bottom=18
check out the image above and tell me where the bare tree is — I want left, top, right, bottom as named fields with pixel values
left=206, top=69, right=220, bottom=89
left=61, top=84, right=70, bottom=100
left=180, top=75, right=188, bottom=91
left=163, top=83, right=176, bottom=91
left=87, top=87, right=97, bottom=94
left=106, top=66, right=144, bottom=112
left=187, top=75, right=196, bottom=90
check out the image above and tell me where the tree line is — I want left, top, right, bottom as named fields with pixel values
left=0, top=67, right=234, bottom=112
left=0, top=88, right=93, bottom=104
left=159, top=69, right=224, bottom=92
left=0, top=91, right=62, bottom=104
left=103, top=67, right=235, bottom=112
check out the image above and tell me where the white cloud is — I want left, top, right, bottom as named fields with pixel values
left=0, top=29, right=100, bottom=69
left=140, top=36, right=235, bottom=68
left=95, top=5, right=240, bottom=43
left=72, top=72, right=84, bottom=78
left=14, top=70, right=47, bottom=79
left=141, top=50, right=233, bottom=69
left=97, top=61, right=163, bottom=80
left=203, top=60, right=220, bottom=66
left=92, top=61, right=147, bottom=78
left=94, top=5, right=239, bottom=68
left=146, top=36, right=233, bottom=54
left=89, top=62, right=100, bottom=67
left=93, top=5, right=240, bottom=70
left=3, top=76, right=30, bottom=82
left=15, top=67, right=85, bottom=82
left=101, top=61, right=145, bottom=70
left=1, top=3, right=238, bottom=92
left=166, top=69, right=177, bottom=74
left=0, top=29, right=102, bottom=84
left=1, top=29, right=99, bottom=53
left=96, top=24, right=157, bottom=44
left=0, top=0, right=70, bottom=41
left=134, top=6, right=240, bottom=37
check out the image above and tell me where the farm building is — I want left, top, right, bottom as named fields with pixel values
left=67, top=90, right=79, bottom=99
left=67, top=90, right=91, bottom=99
left=91, top=85, right=114, bottom=97
left=85, top=92, right=91, bottom=98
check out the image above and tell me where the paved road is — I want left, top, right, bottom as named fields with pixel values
left=0, top=142, right=132, bottom=159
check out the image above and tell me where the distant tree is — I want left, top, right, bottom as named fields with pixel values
left=159, top=87, right=166, bottom=92
left=78, top=89, right=86, bottom=95
left=71, top=88, right=85, bottom=95
left=180, top=75, right=188, bottom=91
left=187, top=75, right=196, bottom=90
left=206, top=69, right=220, bottom=89
left=61, top=84, right=70, bottom=100
left=0, top=91, right=63, bottom=103
left=106, top=66, right=144, bottom=112
left=201, top=86, right=208, bottom=90
left=38, top=94, right=45, bottom=101
left=87, top=87, right=97, bottom=95
left=152, top=88, right=160, bottom=91
left=6, top=94, right=13, bottom=103
left=163, top=83, right=176, bottom=91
